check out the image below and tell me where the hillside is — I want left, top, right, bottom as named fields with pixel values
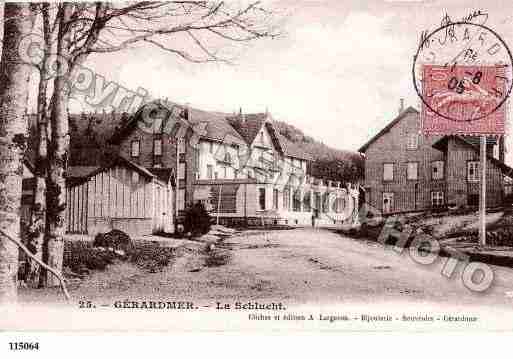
left=271, top=120, right=363, bottom=182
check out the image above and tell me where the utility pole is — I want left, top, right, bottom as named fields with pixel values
left=479, top=135, right=487, bottom=246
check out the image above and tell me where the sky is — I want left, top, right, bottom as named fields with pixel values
left=6, top=0, right=513, bottom=160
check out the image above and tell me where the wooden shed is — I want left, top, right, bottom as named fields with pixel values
left=66, top=156, right=174, bottom=236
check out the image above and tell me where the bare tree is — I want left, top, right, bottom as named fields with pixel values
left=0, top=2, right=36, bottom=303
left=14, top=1, right=279, bottom=286
left=26, top=2, right=55, bottom=288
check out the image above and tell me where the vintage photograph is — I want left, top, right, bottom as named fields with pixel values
left=2, top=0, right=513, bottom=333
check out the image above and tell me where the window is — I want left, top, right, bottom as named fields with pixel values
left=131, top=140, right=140, bottom=158
left=209, top=142, right=214, bottom=154
left=259, top=131, right=264, bottom=144
left=467, top=194, right=479, bottom=206
left=431, top=191, right=444, bottom=207
left=223, top=165, right=227, bottom=179
left=302, top=191, right=311, bottom=212
left=283, top=187, right=290, bottom=210
left=258, top=188, right=266, bottom=210
left=131, top=172, right=139, bottom=184
left=153, top=159, right=162, bottom=168
left=178, top=189, right=185, bottom=210
left=467, top=161, right=480, bottom=182
left=177, top=139, right=185, bottom=154
left=383, top=163, right=394, bottom=181
left=293, top=190, right=301, bottom=212
left=207, top=165, right=213, bottom=179
left=407, top=133, right=419, bottom=150
left=407, top=162, right=418, bottom=180
left=273, top=189, right=279, bottom=210
left=153, top=138, right=162, bottom=156
left=178, top=163, right=186, bottom=180
left=224, top=152, right=231, bottom=164
left=493, top=144, right=498, bottom=159
left=383, top=192, right=394, bottom=214
left=432, top=161, right=444, bottom=180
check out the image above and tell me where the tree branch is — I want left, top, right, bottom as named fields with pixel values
left=0, top=229, right=71, bottom=301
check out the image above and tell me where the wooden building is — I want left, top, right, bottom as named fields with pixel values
left=66, top=155, right=174, bottom=236
left=359, top=106, right=512, bottom=214
left=112, top=100, right=359, bottom=227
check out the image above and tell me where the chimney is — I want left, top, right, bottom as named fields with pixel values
left=399, top=98, right=405, bottom=114
left=239, top=107, right=245, bottom=123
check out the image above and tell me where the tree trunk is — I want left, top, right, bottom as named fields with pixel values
left=26, top=3, right=51, bottom=289
left=0, top=3, right=36, bottom=303
left=43, top=4, right=73, bottom=287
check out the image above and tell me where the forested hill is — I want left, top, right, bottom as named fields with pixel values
left=271, top=120, right=363, bottom=183
left=28, top=110, right=364, bottom=183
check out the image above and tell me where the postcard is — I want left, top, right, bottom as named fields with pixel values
left=1, top=0, right=513, bottom=337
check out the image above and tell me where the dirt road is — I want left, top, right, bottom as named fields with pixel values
left=20, top=228, right=513, bottom=308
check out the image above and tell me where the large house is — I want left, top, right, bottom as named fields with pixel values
left=110, top=100, right=359, bottom=228
left=358, top=104, right=512, bottom=214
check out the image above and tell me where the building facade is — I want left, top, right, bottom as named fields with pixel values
left=359, top=106, right=511, bottom=214
left=66, top=155, right=174, bottom=236
left=112, top=101, right=359, bottom=228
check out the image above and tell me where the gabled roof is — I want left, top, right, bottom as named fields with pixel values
left=272, top=127, right=314, bottom=161
left=68, top=155, right=159, bottom=186
left=67, top=166, right=100, bottom=179
left=227, top=113, right=268, bottom=145
left=432, top=135, right=513, bottom=176
left=227, top=114, right=314, bottom=161
left=109, top=100, right=246, bottom=146
left=358, top=106, right=419, bottom=153
left=108, top=100, right=315, bottom=161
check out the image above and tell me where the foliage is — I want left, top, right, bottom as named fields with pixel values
left=128, top=242, right=175, bottom=273
left=64, top=238, right=176, bottom=276
left=183, top=202, right=212, bottom=237
left=272, top=120, right=364, bottom=182
left=93, top=229, right=133, bottom=253
left=63, top=241, right=117, bottom=275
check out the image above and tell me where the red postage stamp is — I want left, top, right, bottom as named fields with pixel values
left=421, top=64, right=507, bottom=136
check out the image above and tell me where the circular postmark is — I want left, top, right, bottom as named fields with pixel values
left=412, top=21, right=513, bottom=123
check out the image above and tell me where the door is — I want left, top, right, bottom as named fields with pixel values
left=383, top=192, right=394, bottom=214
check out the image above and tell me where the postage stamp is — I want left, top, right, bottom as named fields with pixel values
left=5, top=2, right=513, bottom=348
